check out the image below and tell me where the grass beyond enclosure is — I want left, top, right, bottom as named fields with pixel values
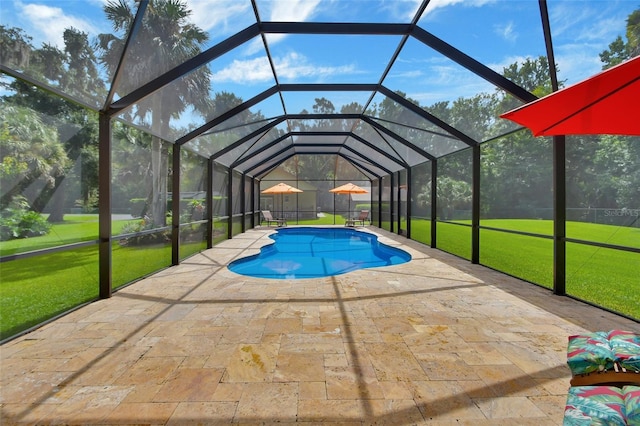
left=411, top=218, right=639, bottom=319
left=0, top=215, right=131, bottom=256
left=1, top=215, right=638, bottom=340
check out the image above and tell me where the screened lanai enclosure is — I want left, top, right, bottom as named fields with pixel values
left=1, top=0, right=639, bottom=341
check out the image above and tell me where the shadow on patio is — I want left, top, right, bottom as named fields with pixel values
left=2, top=227, right=637, bottom=424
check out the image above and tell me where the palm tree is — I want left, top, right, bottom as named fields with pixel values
left=0, top=104, right=70, bottom=210
left=97, top=0, right=213, bottom=226
left=1, top=26, right=103, bottom=222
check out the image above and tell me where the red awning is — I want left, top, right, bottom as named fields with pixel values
left=500, top=55, right=640, bottom=137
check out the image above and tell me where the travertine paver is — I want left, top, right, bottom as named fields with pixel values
left=1, top=226, right=638, bottom=425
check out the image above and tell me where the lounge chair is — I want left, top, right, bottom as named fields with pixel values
left=261, top=210, right=286, bottom=227
left=346, top=210, right=369, bottom=227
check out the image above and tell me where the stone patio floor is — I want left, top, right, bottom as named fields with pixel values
left=1, top=226, right=638, bottom=425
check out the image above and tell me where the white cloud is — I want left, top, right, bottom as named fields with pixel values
left=387, top=57, right=495, bottom=104
left=429, top=64, right=470, bottom=85
left=494, top=21, right=516, bottom=43
left=554, top=44, right=606, bottom=85
left=390, top=70, right=424, bottom=79
left=211, top=51, right=359, bottom=84
left=549, top=3, right=593, bottom=39
left=550, top=2, right=631, bottom=47
left=574, top=15, right=627, bottom=43
left=268, top=0, right=321, bottom=21
left=486, top=55, right=533, bottom=74
left=546, top=2, right=632, bottom=84
left=240, top=0, right=323, bottom=55
left=423, top=0, right=496, bottom=16
left=18, top=1, right=98, bottom=47
left=379, top=0, right=423, bottom=22
left=187, top=0, right=253, bottom=35
left=275, top=51, right=358, bottom=80
left=17, top=0, right=254, bottom=49
left=409, top=76, right=493, bottom=105
left=211, top=55, right=273, bottom=83
left=395, top=55, right=450, bottom=66
left=407, top=67, right=494, bottom=106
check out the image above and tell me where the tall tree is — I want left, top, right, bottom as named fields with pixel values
left=97, top=0, right=213, bottom=226
left=628, top=9, right=640, bottom=58
left=478, top=56, right=556, bottom=218
left=0, top=104, right=70, bottom=210
left=581, top=7, right=640, bottom=217
left=600, top=8, right=640, bottom=68
left=0, top=26, right=102, bottom=222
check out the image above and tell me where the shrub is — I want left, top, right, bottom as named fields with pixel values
left=181, top=199, right=205, bottom=222
left=118, top=216, right=169, bottom=246
left=354, top=203, right=371, bottom=212
left=0, top=196, right=51, bottom=241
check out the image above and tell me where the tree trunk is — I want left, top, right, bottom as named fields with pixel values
left=46, top=176, right=66, bottom=223
left=0, top=170, right=44, bottom=210
left=150, top=135, right=168, bottom=227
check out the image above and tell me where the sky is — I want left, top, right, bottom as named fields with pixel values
left=1, top=0, right=638, bottom=118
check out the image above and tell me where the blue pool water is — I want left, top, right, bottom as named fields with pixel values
left=228, top=227, right=411, bottom=279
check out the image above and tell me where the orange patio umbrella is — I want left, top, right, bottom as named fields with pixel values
left=261, top=182, right=302, bottom=216
left=330, top=183, right=369, bottom=215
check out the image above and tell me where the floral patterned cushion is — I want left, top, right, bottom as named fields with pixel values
left=563, top=386, right=626, bottom=426
left=564, top=385, right=640, bottom=425
left=608, top=330, right=640, bottom=372
left=624, top=385, right=640, bottom=424
left=567, top=332, right=616, bottom=375
left=567, top=330, right=640, bottom=375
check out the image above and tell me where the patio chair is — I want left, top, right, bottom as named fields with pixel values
left=261, top=210, right=286, bottom=227
left=346, top=210, right=369, bottom=227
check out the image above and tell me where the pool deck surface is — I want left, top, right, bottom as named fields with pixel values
left=2, top=226, right=638, bottom=425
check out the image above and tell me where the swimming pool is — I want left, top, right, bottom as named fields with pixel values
left=228, top=227, right=411, bottom=279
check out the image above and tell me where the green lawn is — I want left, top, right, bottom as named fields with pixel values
left=259, top=213, right=347, bottom=226
left=0, top=215, right=131, bottom=256
left=1, top=215, right=638, bottom=340
left=410, top=218, right=639, bottom=320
